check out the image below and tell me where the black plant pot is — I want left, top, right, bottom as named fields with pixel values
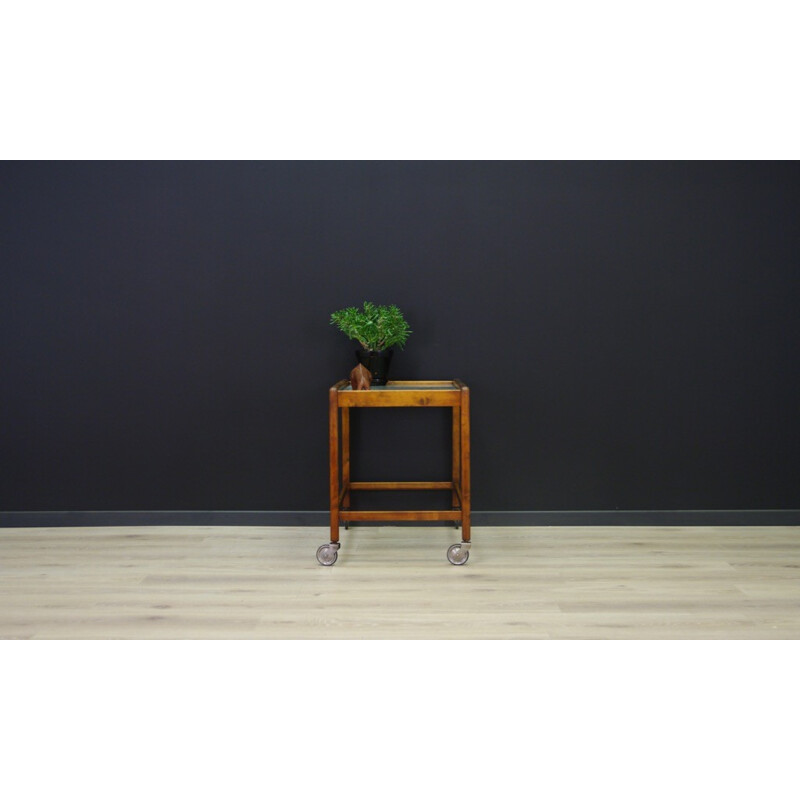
left=356, top=349, right=393, bottom=385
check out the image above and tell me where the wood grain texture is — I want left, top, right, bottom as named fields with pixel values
left=1, top=525, right=798, bottom=639
left=459, top=385, right=471, bottom=542
left=452, top=406, right=461, bottom=510
left=338, top=511, right=463, bottom=522
left=330, top=379, right=470, bottom=533
left=338, top=390, right=460, bottom=407
left=328, top=386, right=339, bottom=543
left=341, top=407, right=350, bottom=509
left=349, top=482, right=454, bottom=491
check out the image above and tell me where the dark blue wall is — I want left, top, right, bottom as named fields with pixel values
left=2, top=161, right=799, bottom=516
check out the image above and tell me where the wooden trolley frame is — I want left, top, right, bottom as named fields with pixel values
left=318, top=379, right=471, bottom=565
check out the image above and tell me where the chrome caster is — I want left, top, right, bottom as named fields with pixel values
left=316, top=542, right=340, bottom=566
left=447, top=542, right=470, bottom=566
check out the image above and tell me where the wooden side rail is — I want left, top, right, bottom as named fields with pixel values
left=339, top=510, right=462, bottom=522
left=339, top=390, right=460, bottom=407
left=349, top=481, right=453, bottom=491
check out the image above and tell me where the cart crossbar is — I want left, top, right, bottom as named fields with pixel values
left=348, top=481, right=454, bottom=491
left=338, top=510, right=463, bottom=522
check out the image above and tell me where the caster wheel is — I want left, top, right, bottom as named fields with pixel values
left=316, top=544, right=339, bottom=566
left=447, top=543, right=469, bottom=566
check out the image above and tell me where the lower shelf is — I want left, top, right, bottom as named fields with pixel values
left=338, top=510, right=462, bottom=522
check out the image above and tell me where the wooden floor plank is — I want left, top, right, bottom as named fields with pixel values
left=0, top=525, right=798, bottom=639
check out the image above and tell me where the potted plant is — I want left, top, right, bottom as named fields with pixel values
left=330, top=301, right=412, bottom=385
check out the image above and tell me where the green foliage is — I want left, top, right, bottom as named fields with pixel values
left=330, top=301, right=412, bottom=351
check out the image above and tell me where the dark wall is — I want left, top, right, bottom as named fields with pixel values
left=2, top=161, right=799, bottom=514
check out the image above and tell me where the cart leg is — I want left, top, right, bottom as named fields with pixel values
left=342, top=406, right=350, bottom=529
left=329, top=386, right=340, bottom=546
left=320, top=387, right=342, bottom=566
left=460, top=385, right=471, bottom=545
left=452, top=405, right=461, bottom=529
left=447, top=387, right=471, bottom=566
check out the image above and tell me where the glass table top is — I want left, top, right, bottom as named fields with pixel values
left=338, top=381, right=461, bottom=391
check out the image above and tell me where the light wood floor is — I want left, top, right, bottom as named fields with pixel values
left=1, top=525, right=798, bottom=639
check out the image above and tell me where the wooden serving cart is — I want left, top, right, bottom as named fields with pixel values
left=318, top=379, right=471, bottom=566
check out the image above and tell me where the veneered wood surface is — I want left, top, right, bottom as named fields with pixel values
left=330, top=380, right=471, bottom=541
